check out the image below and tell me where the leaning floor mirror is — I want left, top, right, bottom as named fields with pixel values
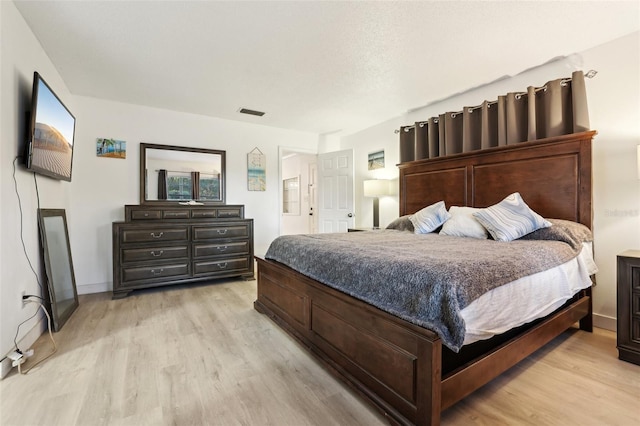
left=38, top=209, right=79, bottom=331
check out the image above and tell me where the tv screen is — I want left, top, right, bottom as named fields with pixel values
left=24, top=72, right=75, bottom=181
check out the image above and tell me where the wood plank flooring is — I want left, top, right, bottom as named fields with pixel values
left=1, top=279, right=638, bottom=425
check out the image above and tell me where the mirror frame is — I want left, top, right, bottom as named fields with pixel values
left=37, top=208, right=79, bottom=331
left=140, top=143, right=226, bottom=205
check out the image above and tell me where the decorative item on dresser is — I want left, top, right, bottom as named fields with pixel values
left=617, top=250, right=640, bottom=365
left=112, top=204, right=254, bottom=299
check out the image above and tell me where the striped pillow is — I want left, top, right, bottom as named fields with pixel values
left=409, top=201, right=451, bottom=234
left=439, top=206, right=489, bottom=239
left=472, top=193, right=552, bottom=242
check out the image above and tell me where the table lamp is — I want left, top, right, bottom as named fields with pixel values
left=363, top=179, right=391, bottom=229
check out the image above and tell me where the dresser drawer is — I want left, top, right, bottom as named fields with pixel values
left=193, top=256, right=250, bottom=275
left=193, top=241, right=249, bottom=258
left=191, top=210, right=217, bottom=219
left=121, top=263, right=190, bottom=284
left=121, top=227, right=188, bottom=243
left=163, top=210, right=190, bottom=220
left=130, top=210, right=162, bottom=220
left=217, top=208, right=243, bottom=218
left=193, top=224, right=250, bottom=240
left=121, top=246, right=189, bottom=263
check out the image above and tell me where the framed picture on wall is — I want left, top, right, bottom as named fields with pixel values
left=96, top=138, right=126, bottom=159
left=368, top=150, right=384, bottom=170
left=248, top=147, right=266, bottom=191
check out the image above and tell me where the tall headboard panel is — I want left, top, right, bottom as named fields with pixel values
left=398, top=131, right=595, bottom=229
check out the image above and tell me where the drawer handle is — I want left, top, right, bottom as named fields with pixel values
left=216, top=229, right=228, bottom=235
left=143, top=213, right=150, bottom=217
left=217, top=262, right=228, bottom=269
left=150, top=268, right=164, bottom=275
left=216, top=246, right=228, bottom=252
left=150, top=250, right=164, bottom=257
left=150, top=232, right=164, bottom=239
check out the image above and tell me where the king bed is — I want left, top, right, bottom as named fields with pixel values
left=254, top=131, right=596, bottom=425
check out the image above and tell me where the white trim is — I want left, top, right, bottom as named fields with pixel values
left=77, top=281, right=110, bottom=295
left=593, top=313, right=616, bottom=332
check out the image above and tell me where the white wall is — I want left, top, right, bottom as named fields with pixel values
left=342, top=32, right=640, bottom=330
left=70, top=97, right=318, bottom=293
left=1, top=0, right=319, bottom=368
left=581, top=32, right=640, bottom=329
left=1, top=1, right=76, bottom=368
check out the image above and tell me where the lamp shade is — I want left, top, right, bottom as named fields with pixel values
left=363, top=179, right=390, bottom=197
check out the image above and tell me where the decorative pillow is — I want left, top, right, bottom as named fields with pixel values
left=385, top=215, right=414, bottom=232
left=518, top=218, right=593, bottom=244
left=409, top=201, right=451, bottom=234
left=472, top=193, right=552, bottom=242
left=439, top=206, right=488, bottom=239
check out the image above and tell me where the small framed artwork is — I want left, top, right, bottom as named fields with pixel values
left=247, top=147, right=266, bottom=191
left=96, top=138, right=126, bottom=159
left=368, top=150, right=384, bottom=170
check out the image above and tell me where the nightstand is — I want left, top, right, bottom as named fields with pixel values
left=617, top=250, right=640, bottom=365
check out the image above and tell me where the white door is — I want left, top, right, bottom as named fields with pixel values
left=308, top=162, right=318, bottom=233
left=317, top=149, right=354, bottom=233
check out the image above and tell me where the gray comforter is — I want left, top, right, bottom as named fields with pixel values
left=265, top=220, right=592, bottom=352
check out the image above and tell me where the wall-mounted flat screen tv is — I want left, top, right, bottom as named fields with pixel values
left=23, top=72, right=75, bottom=181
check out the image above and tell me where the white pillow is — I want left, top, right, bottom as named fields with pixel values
left=472, top=192, right=552, bottom=242
left=409, top=201, right=451, bottom=234
left=439, top=206, right=488, bottom=239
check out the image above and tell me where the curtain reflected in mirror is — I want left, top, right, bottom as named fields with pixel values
left=38, top=209, right=79, bottom=331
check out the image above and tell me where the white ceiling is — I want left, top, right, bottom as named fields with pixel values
left=14, top=1, right=640, bottom=136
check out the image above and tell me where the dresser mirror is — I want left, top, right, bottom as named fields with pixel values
left=140, top=143, right=226, bottom=204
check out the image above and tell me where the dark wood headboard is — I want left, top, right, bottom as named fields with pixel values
left=398, top=131, right=595, bottom=229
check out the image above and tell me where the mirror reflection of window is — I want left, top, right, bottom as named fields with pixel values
left=144, top=146, right=224, bottom=202
left=167, top=172, right=192, bottom=200
left=199, top=174, right=220, bottom=199
left=161, top=171, right=221, bottom=200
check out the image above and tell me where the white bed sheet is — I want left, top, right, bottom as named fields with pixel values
left=461, top=242, right=598, bottom=345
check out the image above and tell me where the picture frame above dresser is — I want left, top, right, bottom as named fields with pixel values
left=112, top=143, right=253, bottom=299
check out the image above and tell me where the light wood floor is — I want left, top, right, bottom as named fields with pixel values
left=1, top=279, right=638, bottom=426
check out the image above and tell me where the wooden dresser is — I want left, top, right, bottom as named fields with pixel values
left=112, top=204, right=253, bottom=298
left=617, top=250, right=640, bottom=365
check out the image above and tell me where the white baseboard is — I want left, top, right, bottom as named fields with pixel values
left=77, top=281, right=111, bottom=295
left=1, top=316, right=46, bottom=380
left=593, top=313, right=616, bottom=332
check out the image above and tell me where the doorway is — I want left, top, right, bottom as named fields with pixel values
left=279, top=148, right=318, bottom=235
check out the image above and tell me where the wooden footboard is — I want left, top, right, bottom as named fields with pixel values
left=255, top=257, right=591, bottom=426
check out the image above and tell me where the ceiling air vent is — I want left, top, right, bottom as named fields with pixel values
left=238, top=108, right=265, bottom=117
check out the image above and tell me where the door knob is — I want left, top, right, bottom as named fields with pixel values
left=347, top=213, right=353, bottom=217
